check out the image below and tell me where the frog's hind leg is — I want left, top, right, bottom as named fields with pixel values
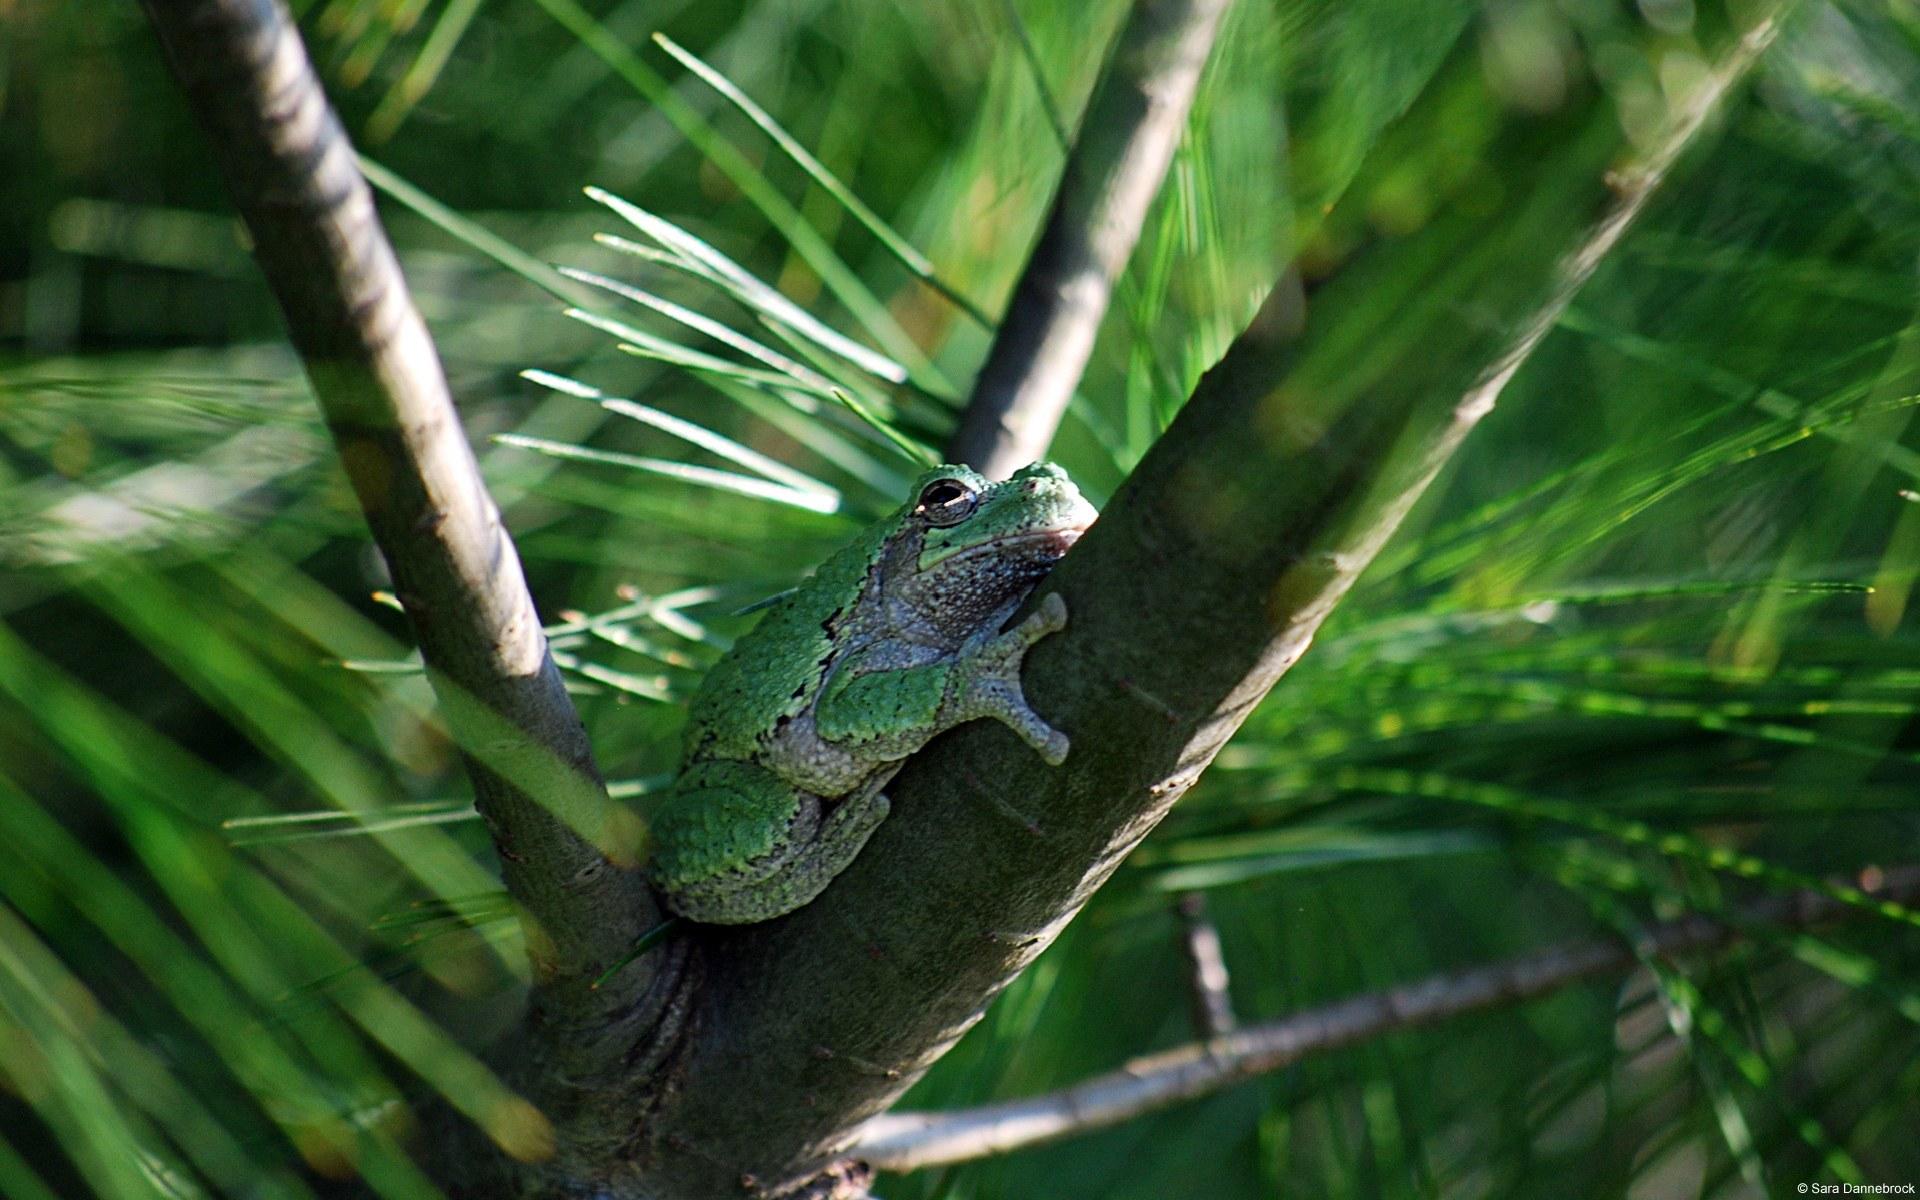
left=684, top=778, right=891, bottom=924
left=657, top=788, right=824, bottom=924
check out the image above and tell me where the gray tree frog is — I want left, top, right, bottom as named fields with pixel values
left=648, top=461, right=1097, bottom=924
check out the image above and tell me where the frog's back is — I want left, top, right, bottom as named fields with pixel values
left=683, top=523, right=886, bottom=763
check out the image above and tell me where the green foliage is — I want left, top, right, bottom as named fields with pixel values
left=3, top=0, right=1918, bottom=1196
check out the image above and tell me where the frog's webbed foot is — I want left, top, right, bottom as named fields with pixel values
left=957, top=592, right=1070, bottom=765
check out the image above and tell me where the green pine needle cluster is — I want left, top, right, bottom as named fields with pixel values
left=2, top=0, right=1917, bottom=1196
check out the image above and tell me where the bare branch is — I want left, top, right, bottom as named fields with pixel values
left=1176, top=892, right=1235, bottom=1038
left=136, top=0, right=675, bottom=1145
left=947, top=0, right=1234, bottom=478
left=860, top=865, right=1920, bottom=1172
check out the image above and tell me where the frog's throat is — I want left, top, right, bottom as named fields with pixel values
left=916, top=524, right=1088, bottom=572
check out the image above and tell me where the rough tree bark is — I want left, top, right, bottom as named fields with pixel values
left=137, top=0, right=1788, bottom=1195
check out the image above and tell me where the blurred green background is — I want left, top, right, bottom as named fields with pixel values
left=3, top=0, right=1920, bottom=1196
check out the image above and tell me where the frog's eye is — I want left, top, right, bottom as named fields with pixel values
left=914, top=477, right=979, bottom=526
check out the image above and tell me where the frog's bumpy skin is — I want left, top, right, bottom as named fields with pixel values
left=664, top=785, right=891, bottom=924
left=650, top=462, right=1095, bottom=924
left=661, top=596, right=1070, bottom=922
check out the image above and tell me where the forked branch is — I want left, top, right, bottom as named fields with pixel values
left=861, top=865, right=1920, bottom=1171
left=642, top=12, right=1790, bottom=1196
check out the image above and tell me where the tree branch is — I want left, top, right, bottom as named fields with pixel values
left=946, top=0, right=1234, bottom=478
left=137, top=0, right=1794, bottom=1194
left=859, top=865, right=1920, bottom=1171
left=638, top=13, right=1786, bottom=1196
left=136, top=0, right=677, bottom=1162
left=1176, top=892, right=1235, bottom=1038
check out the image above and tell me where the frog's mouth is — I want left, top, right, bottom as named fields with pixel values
left=922, top=522, right=1091, bottom=571
left=1029, top=525, right=1088, bottom=558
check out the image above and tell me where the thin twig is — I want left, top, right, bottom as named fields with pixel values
left=1176, top=892, right=1235, bottom=1038
left=859, top=865, right=1920, bottom=1172
left=137, top=0, right=674, bottom=1123
left=947, top=0, right=1234, bottom=477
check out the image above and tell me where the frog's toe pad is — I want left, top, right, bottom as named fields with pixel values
left=1029, top=592, right=1067, bottom=635
left=1038, top=728, right=1070, bottom=766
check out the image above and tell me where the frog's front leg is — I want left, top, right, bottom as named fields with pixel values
left=950, top=592, right=1070, bottom=764
left=816, top=593, right=1070, bottom=765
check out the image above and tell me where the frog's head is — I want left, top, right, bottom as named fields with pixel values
left=890, top=461, right=1097, bottom=631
